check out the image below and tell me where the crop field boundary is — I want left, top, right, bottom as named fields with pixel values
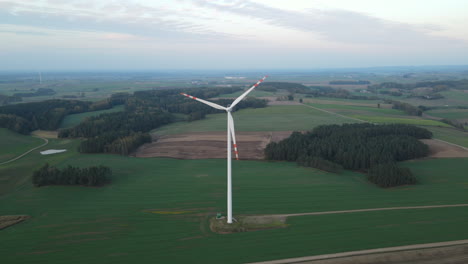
left=0, top=136, right=48, bottom=166
left=262, top=203, right=468, bottom=219
left=248, top=239, right=468, bottom=264
left=302, top=103, right=366, bottom=123
left=433, top=138, right=468, bottom=151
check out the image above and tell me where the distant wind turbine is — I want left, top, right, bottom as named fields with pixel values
left=181, top=76, right=267, bottom=224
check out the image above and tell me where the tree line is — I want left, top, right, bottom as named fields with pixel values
left=59, top=86, right=267, bottom=154
left=32, top=164, right=111, bottom=187
left=0, top=97, right=122, bottom=134
left=265, top=123, right=431, bottom=187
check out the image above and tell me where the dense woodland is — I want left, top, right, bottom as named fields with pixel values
left=0, top=98, right=120, bottom=133
left=59, top=86, right=267, bottom=154
left=265, top=123, right=431, bottom=187
left=32, top=164, right=111, bottom=187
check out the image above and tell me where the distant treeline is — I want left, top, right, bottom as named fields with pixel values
left=32, top=164, right=111, bottom=187
left=59, top=86, right=267, bottom=154
left=265, top=123, right=431, bottom=187
left=260, top=82, right=377, bottom=101
left=0, top=94, right=21, bottom=105
left=368, top=79, right=468, bottom=91
left=329, top=80, right=370, bottom=85
left=385, top=99, right=423, bottom=116
left=0, top=97, right=122, bottom=134
left=13, top=88, right=56, bottom=97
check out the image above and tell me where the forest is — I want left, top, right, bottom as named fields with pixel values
left=265, top=123, right=431, bottom=187
left=0, top=97, right=121, bottom=133
left=32, top=164, right=112, bottom=187
left=59, top=86, right=267, bottom=154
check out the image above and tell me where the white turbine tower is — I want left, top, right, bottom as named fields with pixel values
left=181, top=76, right=267, bottom=224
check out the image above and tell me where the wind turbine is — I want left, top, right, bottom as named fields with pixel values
left=181, top=76, right=267, bottom=224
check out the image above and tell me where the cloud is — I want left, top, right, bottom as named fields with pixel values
left=0, top=1, right=236, bottom=43
left=187, top=0, right=466, bottom=46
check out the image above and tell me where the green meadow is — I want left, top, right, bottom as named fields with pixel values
left=153, top=105, right=354, bottom=135
left=351, top=115, right=451, bottom=127
left=59, top=105, right=125, bottom=129
left=426, top=127, right=468, bottom=148
left=0, top=128, right=44, bottom=163
left=1, top=132, right=468, bottom=264
left=426, top=108, right=468, bottom=120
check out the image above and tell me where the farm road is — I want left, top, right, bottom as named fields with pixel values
left=0, top=136, right=48, bottom=166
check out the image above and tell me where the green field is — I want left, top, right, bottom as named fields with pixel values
left=219, top=90, right=277, bottom=98
left=59, top=105, right=125, bottom=129
left=1, top=134, right=468, bottom=263
left=307, top=103, right=405, bottom=116
left=0, top=128, right=44, bottom=163
left=352, top=115, right=451, bottom=127
left=426, top=127, right=468, bottom=148
left=426, top=108, right=468, bottom=120
left=154, top=105, right=355, bottom=135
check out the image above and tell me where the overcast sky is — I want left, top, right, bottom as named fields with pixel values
left=1, top=0, right=467, bottom=70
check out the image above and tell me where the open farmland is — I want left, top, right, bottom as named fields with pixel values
left=0, top=128, right=44, bottom=163
left=153, top=105, right=354, bottom=136
left=1, top=137, right=468, bottom=264
left=426, top=108, right=468, bottom=121
left=351, top=115, right=451, bottom=127
left=135, top=131, right=292, bottom=159
left=426, top=127, right=468, bottom=148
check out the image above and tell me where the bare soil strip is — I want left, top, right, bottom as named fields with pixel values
left=0, top=215, right=30, bottom=230
left=421, top=139, right=468, bottom=158
left=134, top=131, right=292, bottom=160
left=0, top=136, right=48, bottom=166
left=247, top=240, right=468, bottom=264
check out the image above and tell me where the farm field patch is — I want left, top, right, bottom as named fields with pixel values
left=153, top=105, right=354, bottom=135
left=426, top=127, right=468, bottom=148
left=0, top=128, right=44, bottom=163
left=352, top=115, right=451, bottom=127
left=135, top=131, right=292, bottom=159
left=426, top=108, right=468, bottom=120
left=306, top=103, right=405, bottom=116
left=59, top=105, right=125, bottom=129
left=1, top=145, right=468, bottom=264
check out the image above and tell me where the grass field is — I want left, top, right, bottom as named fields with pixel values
left=426, top=127, right=468, bottom=148
left=0, top=128, right=44, bottom=163
left=154, top=105, right=355, bottom=135
left=307, top=103, right=405, bottom=116
left=219, top=90, right=277, bottom=98
left=59, top=105, right=125, bottom=129
left=426, top=108, right=468, bottom=120
left=1, top=135, right=468, bottom=264
left=352, top=115, right=451, bottom=127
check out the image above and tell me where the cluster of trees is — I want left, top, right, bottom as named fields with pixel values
left=78, top=132, right=152, bottom=154
left=60, top=86, right=267, bottom=154
left=369, top=79, right=468, bottom=91
left=329, top=80, right=370, bottom=85
left=0, top=94, right=21, bottom=105
left=13, top=88, right=56, bottom=97
left=32, top=163, right=111, bottom=187
left=265, top=123, right=431, bottom=187
left=0, top=97, right=122, bottom=133
left=385, top=99, right=422, bottom=116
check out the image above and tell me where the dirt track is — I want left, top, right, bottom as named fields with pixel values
left=134, top=131, right=292, bottom=160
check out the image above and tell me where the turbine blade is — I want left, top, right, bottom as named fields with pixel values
left=228, top=112, right=239, bottom=160
left=229, top=75, right=268, bottom=109
left=180, top=93, right=227, bottom=110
